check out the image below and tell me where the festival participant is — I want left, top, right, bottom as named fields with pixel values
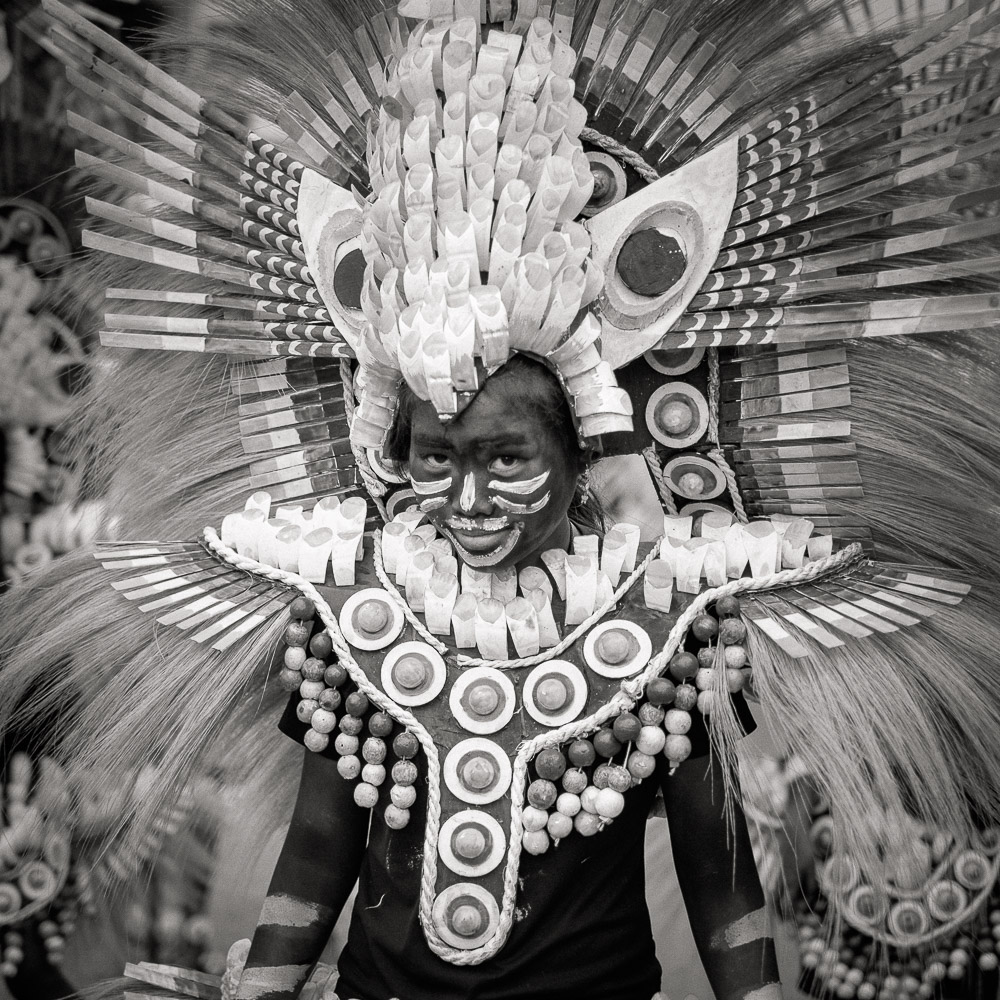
left=1, top=3, right=1000, bottom=1000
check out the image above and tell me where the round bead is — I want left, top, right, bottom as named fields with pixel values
left=562, top=768, right=588, bottom=794
left=606, top=766, right=632, bottom=793
left=392, top=760, right=418, bottom=785
left=636, top=725, right=666, bottom=756
left=461, top=758, right=495, bottom=790
left=574, top=811, right=602, bottom=837
left=691, top=615, right=719, bottom=641
left=638, top=703, right=665, bottom=726
left=568, top=739, right=597, bottom=767
left=536, top=677, right=569, bottom=711
left=284, top=621, right=311, bottom=647
left=454, top=827, right=487, bottom=860
left=646, top=677, right=676, bottom=705
left=346, top=692, right=370, bottom=716
left=311, top=709, right=337, bottom=734
left=595, top=788, right=625, bottom=819
left=522, top=806, right=549, bottom=833
left=353, top=782, right=379, bottom=808
left=468, top=683, right=500, bottom=716
left=301, top=657, right=327, bottom=682
left=979, top=953, right=999, bottom=972
left=595, top=630, right=631, bottom=665
left=697, top=647, right=716, bottom=668
left=659, top=400, right=693, bottom=435
left=394, top=731, right=420, bottom=758
left=715, top=595, right=741, bottom=617
left=340, top=714, right=363, bottom=735
left=384, top=804, right=410, bottom=830
left=522, top=829, right=550, bottom=855
left=527, top=779, right=557, bottom=809
left=363, top=737, right=387, bottom=764
left=391, top=784, right=417, bottom=809
left=394, top=656, right=427, bottom=690
left=335, top=733, right=359, bottom=756
left=697, top=691, right=716, bottom=714
left=593, top=729, right=623, bottom=758
left=296, top=698, right=318, bottom=723
left=357, top=601, right=390, bottom=634
left=304, top=730, right=329, bottom=753
left=547, top=812, right=573, bottom=840
left=724, top=645, right=748, bottom=668
left=695, top=667, right=715, bottom=691
left=369, top=711, right=394, bottom=738
left=289, top=597, right=316, bottom=620
left=665, top=734, right=692, bottom=764
left=668, top=651, right=699, bottom=681
left=337, top=755, right=361, bottom=779
left=726, top=668, right=745, bottom=693
left=664, top=709, right=692, bottom=734
left=556, top=792, right=581, bottom=817
left=309, top=631, right=333, bottom=658
left=593, top=763, right=613, bottom=789
left=719, top=618, right=747, bottom=644
left=678, top=472, right=705, bottom=496
left=674, top=684, right=698, bottom=710
left=451, top=904, right=485, bottom=937
left=300, top=679, right=324, bottom=700
left=628, top=752, right=656, bottom=781
left=535, top=749, right=567, bottom=781
left=319, top=687, right=342, bottom=711
left=284, top=646, right=307, bottom=670
left=279, top=668, right=303, bottom=692
left=580, top=786, right=601, bottom=814
left=612, top=713, right=642, bottom=744
left=324, top=662, right=348, bottom=687
left=361, top=763, right=385, bottom=786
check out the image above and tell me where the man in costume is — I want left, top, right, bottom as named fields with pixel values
left=1, top=1, right=999, bottom=999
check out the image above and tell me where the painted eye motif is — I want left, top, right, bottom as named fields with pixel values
left=296, top=169, right=366, bottom=351
left=584, top=137, right=739, bottom=370
left=581, top=152, right=628, bottom=218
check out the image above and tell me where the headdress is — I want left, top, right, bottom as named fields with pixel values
left=2, top=0, right=1000, bottom=971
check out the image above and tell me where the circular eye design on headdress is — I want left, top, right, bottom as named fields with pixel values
left=385, top=487, right=419, bottom=520
left=617, top=228, right=688, bottom=297
left=645, top=383, right=710, bottom=449
left=366, top=449, right=408, bottom=485
left=332, top=241, right=366, bottom=310
left=663, top=455, right=725, bottom=501
left=644, top=345, right=706, bottom=376
left=581, top=152, right=628, bottom=218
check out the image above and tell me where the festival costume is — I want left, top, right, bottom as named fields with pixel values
left=1, top=1, right=1000, bottom=998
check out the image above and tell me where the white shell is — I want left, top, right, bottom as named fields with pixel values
left=380, top=641, right=447, bottom=706
left=438, top=809, right=506, bottom=877
left=522, top=660, right=588, bottom=727
left=583, top=620, right=653, bottom=679
left=339, top=588, right=405, bottom=651
left=443, top=738, right=512, bottom=805
left=448, top=666, right=516, bottom=734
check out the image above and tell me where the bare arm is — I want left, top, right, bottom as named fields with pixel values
left=236, top=750, right=369, bottom=1000
left=661, top=755, right=782, bottom=1000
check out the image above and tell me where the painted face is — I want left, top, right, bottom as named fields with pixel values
left=407, top=376, right=580, bottom=571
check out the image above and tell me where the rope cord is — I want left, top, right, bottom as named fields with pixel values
left=371, top=529, right=663, bottom=669
left=642, top=445, right=679, bottom=516
left=705, top=347, right=749, bottom=524
left=580, top=127, right=661, bottom=183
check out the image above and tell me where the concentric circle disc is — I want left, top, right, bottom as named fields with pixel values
left=444, top=738, right=512, bottom=805
left=449, top=667, right=516, bottom=734
left=583, top=621, right=653, bottom=679
left=431, top=882, right=500, bottom=950
left=523, top=660, right=588, bottom=726
left=438, top=809, right=506, bottom=877
left=381, top=641, right=447, bottom=706
left=340, top=588, right=405, bottom=651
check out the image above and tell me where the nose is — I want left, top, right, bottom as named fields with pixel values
left=455, top=470, right=494, bottom=516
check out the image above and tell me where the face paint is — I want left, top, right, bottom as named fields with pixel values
left=440, top=522, right=524, bottom=569
left=419, top=496, right=448, bottom=512
left=410, top=475, right=452, bottom=496
left=486, top=470, right=550, bottom=495
left=458, top=472, right=476, bottom=513
left=492, top=492, right=551, bottom=515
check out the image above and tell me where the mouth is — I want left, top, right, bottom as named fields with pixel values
left=440, top=521, right=523, bottom=567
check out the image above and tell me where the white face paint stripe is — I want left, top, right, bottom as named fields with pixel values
left=742, top=985, right=784, bottom=1000
left=258, top=893, right=328, bottom=929
left=492, top=492, right=551, bottom=515
left=710, top=905, right=770, bottom=950
left=238, top=965, right=312, bottom=999
left=419, top=497, right=448, bottom=512
left=486, top=470, right=550, bottom=495
left=459, top=472, right=476, bottom=513
left=410, top=476, right=452, bottom=496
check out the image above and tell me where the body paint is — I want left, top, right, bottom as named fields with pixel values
left=493, top=492, right=551, bottom=515
left=238, top=964, right=312, bottom=999
left=410, top=475, right=452, bottom=496
left=486, top=470, right=550, bottom=495
left=419, top=496, right=448, bottom=512
left=258, top=893, right=332, bottom=930
left=710, top=905, right=769, bottom=950
left=446, top=515, right=511, bottom=533
left=459, top=472, right=476, bottom=513
left=440, top=523, right=523, bottom=568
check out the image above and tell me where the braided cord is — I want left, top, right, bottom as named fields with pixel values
left=643, top=445, right=679, bottom=515
left=705, top=347, right=749, bottom=524
left=372, top=529, right=663, bottom=669
left=580, top=127, right=661, bottom=183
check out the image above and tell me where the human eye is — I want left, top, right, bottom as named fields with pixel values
left=489, top=455, right=524, bottom=474
left=421, top=453, right=451, bottom=471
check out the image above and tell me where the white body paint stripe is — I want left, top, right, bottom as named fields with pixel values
left=487, top=470, right=550, bottom=495
left=238, top=964, right=311, bottom=999
left=459, top=472, right=476, bottom=513
left=258, top=893, right=328, bottom=929
left=410, top=476, right=452, bottom=496
left=493, top=492, right=551, bottom=515
left=710, top=905, right=770, bottom=949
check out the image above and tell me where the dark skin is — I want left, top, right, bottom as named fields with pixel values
left=239, top=374, right=780, bottom=999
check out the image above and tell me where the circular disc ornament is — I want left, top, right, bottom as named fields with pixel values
left=438, top=809, right=506, bottom=877
left=366, top=449, right=408, bottom=484
left=663, top=455, right=725, bottom=500
left=952, top=848, right=992, bottom=889
left=583, top=621, right=653, bottom=679
left=444, top=738, right=512, bottom=805
left=385, top=487, right=419, bottom=519
left=645, top=383, right=709, bottom=449
left=644, top=345, right=705, bottom=376
left=381, top=641, right=446, bottom=706
left=449, top=667, right=516, bottom=734
left=523, top=661, right=588, bottom=726
left=431, top=883, right=500, bottom=950
left=340, top=589, right=405, bottom=650
left=887, top=900, right=931, bottom=942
